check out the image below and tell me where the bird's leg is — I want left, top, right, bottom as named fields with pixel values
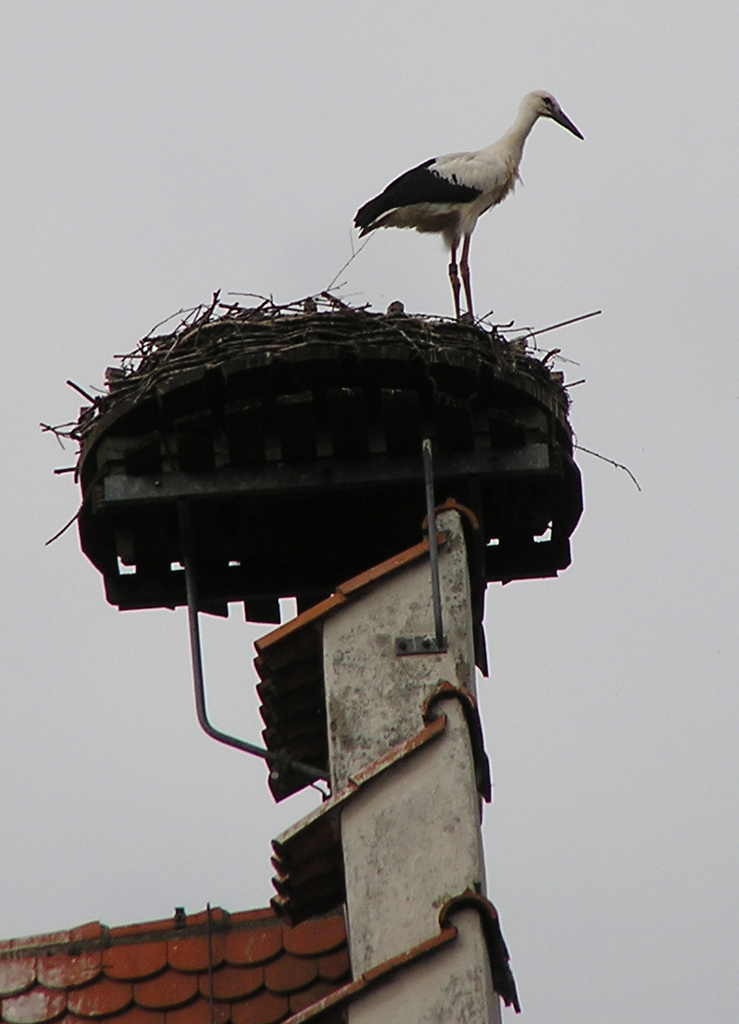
left=448, top=240, right=462, bottom=320
left=460, top=234, right=474, bottom=320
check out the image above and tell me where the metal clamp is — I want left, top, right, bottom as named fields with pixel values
left=396, top=438, right=447, bottom=656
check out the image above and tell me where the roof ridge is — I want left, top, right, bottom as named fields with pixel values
left=0, top=908, right=286, bottom=958
left=0, top=908, right=350, bottom=1024
left=0, top=906, right=351, bottom=960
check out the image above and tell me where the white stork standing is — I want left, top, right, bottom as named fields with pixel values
left=354, top=91, right=583, bottom=320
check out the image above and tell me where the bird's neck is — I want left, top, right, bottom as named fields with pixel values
left=497, top=106, right=539, bottom=165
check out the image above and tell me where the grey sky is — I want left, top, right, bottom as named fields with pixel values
left=0, top=2, right=737, bottom=1022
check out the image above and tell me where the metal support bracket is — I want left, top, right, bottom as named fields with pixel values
left=396, top=438, right=447, bottom=656
left=395, top=634, right=446, bottom=655
left=177, top=501, right=329, bottom=785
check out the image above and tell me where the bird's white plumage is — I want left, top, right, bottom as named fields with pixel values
left=354, top=90, right=583, bottom=319
left=375, top=151, right=514, bottom=241
left=430, top=150, right=513, bottom=197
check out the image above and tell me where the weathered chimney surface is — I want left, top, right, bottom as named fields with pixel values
left=324, top=508, right=477, bottom=789
left=263, top=509, right=519, bottom=1022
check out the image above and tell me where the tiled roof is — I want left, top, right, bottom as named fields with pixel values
left=0, top=909, right=349, bottom=1024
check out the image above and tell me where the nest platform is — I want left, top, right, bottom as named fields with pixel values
left=65, top=295, right=583, bottom=623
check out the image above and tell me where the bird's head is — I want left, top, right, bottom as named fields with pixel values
left=526, top=91, right=584, bottom=139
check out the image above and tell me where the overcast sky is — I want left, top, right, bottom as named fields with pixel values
left=1, top=3, right=737, bottom=1022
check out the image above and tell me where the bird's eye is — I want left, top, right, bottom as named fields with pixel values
left=544, top=97, right=554, bottom=108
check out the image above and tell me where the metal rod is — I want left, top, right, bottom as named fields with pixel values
left=206, top=903, right=215, bottom=1024
left=177, top=501, right=329, bottom=783
left=422, top=439, right=444, bottom=648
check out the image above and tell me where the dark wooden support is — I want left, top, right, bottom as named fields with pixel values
left=244, top=597, right=281, bottom=624
left=435, top=393, right=474, bottom=451
left=96, top=433, right=163, bottom=476
left=225, top=397, right=265, bottom=467
left=488, top=409, right=528, bottom=448
left=382, top=388, right=421, bottom=456
left=175, top=410, right=215, bottom=471
left=277, top=392, right=317, bottom=462
left=326, top=387, right=368, bottom=458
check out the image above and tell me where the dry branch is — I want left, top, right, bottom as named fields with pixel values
left=43, top=292, right=569, bottom=459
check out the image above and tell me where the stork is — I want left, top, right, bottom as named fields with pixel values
left=354, top=91, right=583, bottom=320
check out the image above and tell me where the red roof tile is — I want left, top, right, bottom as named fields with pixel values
left=165, top=999, right=230, bottom=1024
left=0, top=939, right=64, bottom=957
left=108, top=923, right=173, bottom=942
left=287, top=981, right=338, bottom=1016
left=167, top=938, right=225, bottom=975
left=100, top=1009, right=161, bottom=1024
left=264, top=956, right=316, bottom=996
left=0, top=960, right=36, bottom=998
left=2, top=989, right=67, bottom=1024
left=316, top=950, right=349, bottom=984
left=67, top=979, right=132, bottom=1018
left=36, top=954, right=102, bottom=992
left=225, top=913, right=274, bottom=929
left=199, top=967, right=262, bottom=1002
left=230, top=991, right=288, bottom=1024
left=102, top=945, right=167, bottom=983
left=133, top=974, right=197, bottom=1011
left=177, top=912, right=227, bottom=931
left=0, top=923, right=102, bottom=956
left=1, top=909, right=347, bottom=1024
left=66, top=928, right=104, bottom=947
left=282, top=920, right=344, bottom=959
left=0, top=926, right=102, bottom=959
left=223, top=931, right=281, bottom=968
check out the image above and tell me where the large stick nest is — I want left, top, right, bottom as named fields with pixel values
left=45, top=291, right=571, bottom=456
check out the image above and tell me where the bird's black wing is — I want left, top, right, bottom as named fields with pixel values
left=354, top=159, right=483, bottom=234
